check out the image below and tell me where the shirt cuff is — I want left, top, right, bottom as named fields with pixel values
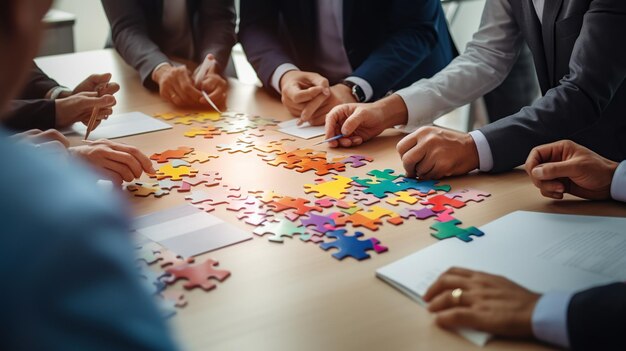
left=532, top=292, right=573, bottom=349
left=344, top=76, right=373, bottom=102
left=468, top=130, right=494, bottom=172
left=270, top=63, right=300, bottom=94
left=610, top=161, right=626, bottom=202
left=152, top=62, right=171, bottom=80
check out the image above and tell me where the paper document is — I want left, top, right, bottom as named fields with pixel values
left=278, top=119, right=326, bottom=139
left=71, top=111, right=172, bottom=140
left=376, top=211, right=626, bottom=346
left=133, top=204, right=252, bottom=257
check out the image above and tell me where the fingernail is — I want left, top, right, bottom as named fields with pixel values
left=323, top=88, right=330, bottom=95
left=532, top=167, right=544, bottom=178
left=555, top=185, right=564, bottom=193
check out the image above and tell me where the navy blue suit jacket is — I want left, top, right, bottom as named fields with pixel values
left=239, top=0, right=456, bottom=100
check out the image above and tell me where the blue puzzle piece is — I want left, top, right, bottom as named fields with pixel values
left=396, top=178, right=451, bottom=194
left=430, top=219, right=484, bottom=242
left=319, top=229, right=377, bottom=260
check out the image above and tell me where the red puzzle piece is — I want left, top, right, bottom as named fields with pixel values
left=165, top=258, right=230, bottom=291
left=420, top=194, right=466, bottom=213
left=150, top=147, right=194, bottom=163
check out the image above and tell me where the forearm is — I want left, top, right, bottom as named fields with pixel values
left=3, top=100, right=56, bottom=131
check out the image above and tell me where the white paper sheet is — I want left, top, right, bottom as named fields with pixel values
left=132, top=204, right=252, bottom=257
left=376, top=211, right=626, bottom=347
left=277, top=119, right=326, bottom=139
left=71, top=111, right=172, bottom=140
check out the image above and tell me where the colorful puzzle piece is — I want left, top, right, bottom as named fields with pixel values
left=253, top=219, right=307, bottom=242
left=150, top=147, right=194, bottom=163
left=296, top=158, right=345, bottom=176
left=150, top=163, right=199, bottom=181
left=127, top=181, right=170, bottom=198
left=420, top=194, right=466, bottom=213
left=268, top=196, right=322, bottom=216
left=183, top=151, right=219, bottom=164
left=319, top=230, right=387, bottom=261
left=333, top=154, right=373, bottom=168
left=448, top=188, right=491, bottom=203
left=304, top=175, right=353, bottom=199
left=301, top=213, right=336, bottom=234
left=398, top=207, right=437, bottom=220
left=216, top=143, right=253, bottom=153
left=385, top=190, right=420, bottom=206
left=430, top=219, right=484, bottom=242
left=183, top=126, right=222, bottom=139
left=165, top=258, right=231, bottom=291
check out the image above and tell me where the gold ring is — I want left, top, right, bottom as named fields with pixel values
left=451, top=288, right=463, bottom=305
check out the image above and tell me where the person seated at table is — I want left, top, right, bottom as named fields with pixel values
left=324, top=0, right=626, bottom=180
left=3, top=63, right=118, bottom=132
left=423, top=140, right=626, bottom=349
left=12, top=129, right=155, bottom=185
left=0, top=0, right=179, bottom=349
left=238, top=0, right=456, bottom=126
left=102, top=0, right=237, bottom=108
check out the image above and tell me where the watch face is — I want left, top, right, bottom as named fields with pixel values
left=352, top=85, right=365, bottom=102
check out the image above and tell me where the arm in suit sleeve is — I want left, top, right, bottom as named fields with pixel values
left=2, top=99, right=56, bottom=131
left=17, top=63, right=61, bottom=100
left=479, top=0, right=626, bottom=172
left=196, top=0, right=237, bottom=75
left=351, top=0, right=450, bottom=100
left=238, top=0, right=297, bottom=90
left=101, top=0, right=170, bottom=91
left=567, top=283, right=626, bottom=350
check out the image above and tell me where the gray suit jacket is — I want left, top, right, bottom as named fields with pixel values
left=480, top=0, right=626, bottom=172
left=102, top=0, right=236, bottom=91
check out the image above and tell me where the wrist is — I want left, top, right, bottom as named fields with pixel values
left=335, top=84, right=357, bottom=103
left=463, top=133, right=480, bottom=172
left=279, top=70, right=298, bottom=92
left=377, top=94, right=409, bottom=128
left=152, top=63, right=172, bottom=85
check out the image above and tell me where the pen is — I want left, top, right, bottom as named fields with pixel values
left=312, top=134, right=344, bottom=146
left=202, top=90, right=222, bottom=114
left=83, top=105, right=101, bottom=141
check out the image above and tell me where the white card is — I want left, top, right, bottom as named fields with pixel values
left=71, top=111, right=172, bottom=140
left=278, top=119, right=326, bottom=139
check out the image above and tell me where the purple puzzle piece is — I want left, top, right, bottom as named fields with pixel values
left=301, top=213, right=336, bottom=234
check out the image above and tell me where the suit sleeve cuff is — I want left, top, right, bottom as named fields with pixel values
left=610, top=161, right=626, bottom=202
left=468, top=130, right=494, bottom=172
left=271, top=63, right=299, bottom=94
left=344, top=76, right=373, bottom=102
left=532, top=292, right=573, bottom=349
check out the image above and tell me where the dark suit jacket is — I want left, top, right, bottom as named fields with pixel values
left=102, top=0, right=236, bottom=91
left=568, top=283, right=626, bottom=350
left=239, top=0, right=456, bottom=100
left=2, top=64, right=59, bottom=131
left=480, top=0, right=626, bottom=172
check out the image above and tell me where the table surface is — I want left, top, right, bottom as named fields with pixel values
left=35, top=50, right=626, bottom=351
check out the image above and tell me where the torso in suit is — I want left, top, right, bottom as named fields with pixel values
left=239, top=0, right=456, bottom=101
left=3, top=64, right=59, bottom=131
left=101, top=0, right=236, bottom=91
left=480, top=0, right=626, bottom=172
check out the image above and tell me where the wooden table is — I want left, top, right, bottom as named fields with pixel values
left=36, top=50, right=626, bottom=351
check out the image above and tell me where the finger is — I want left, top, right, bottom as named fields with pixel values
left=325, top=105, right=349, bottom=140
left=178, top=77, right=203, bottom=106
left=397, top=132, right=419, bottom=158
left=428, top=289, right=476, bottom=312
left=97, top=82, right=120, bottom=96
left=105, top=149, right=144, bottom=179
left=401, top=144, right=427, bottom=179
left=541, top=188, right=565, bottom=200
left=307, top=75, right=330, bottom=92
left=291, top=86, right=326, bottom=104
left=435, top=308, right=481, bottom=331
left=108, top=143, right=155, bottom=173
left=99, top=158, right=137, bottom=182
left=423, top=274, right=470, bottom=302
left=341, top=109, right=367, bottom=136
left=531, top=160, right=579, bottom=182
left=537, top=180, right=566, bottom=194
left=338, top=137, right=355, bottom=148
left=37, top=129, right=70, bottom=147
left=300, top=93, right=329, bottom=123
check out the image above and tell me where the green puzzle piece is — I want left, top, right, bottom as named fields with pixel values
left=430, top=219, right=484, bottom=242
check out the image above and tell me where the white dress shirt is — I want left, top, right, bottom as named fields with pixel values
left=270, top=0, right=374, bottom=101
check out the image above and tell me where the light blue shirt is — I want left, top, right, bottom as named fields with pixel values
left=0, top=130, right=178, bottom=351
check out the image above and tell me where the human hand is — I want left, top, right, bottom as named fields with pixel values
left=299, top=84, right=357, bottom=126
left=69, top=139, right=155, bottom=185
left=279, top=70, right=330, bottom=122
left=193, top=54, right=228, bottom=109
left=11, top=128, right=70, bottom=148
left=325, top=94, right=408, bottom=147
left=54, top=92, right=116, bottom=129
left=423, top=267, right=540, bottom=339
left=153, top=64, right=203, bottom=107
left=397, top=126, right=479, bottom=179
left=71, top=73, right=120, bottom=97
left=525, top=140, right=618, bottom=200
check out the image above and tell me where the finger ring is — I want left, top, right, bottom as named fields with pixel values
left=451, top=288, right=463, bottom=305
left=171, top=94, right=177, bottom=99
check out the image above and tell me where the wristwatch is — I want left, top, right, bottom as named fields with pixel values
left=341, top=80, right=366, bottom=103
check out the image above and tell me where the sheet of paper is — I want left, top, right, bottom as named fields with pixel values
left=132, top=204, right=252, bottom=257
left=70, top=111, right=172, bottom=140
left=376, top=211, right=626, bottom=346
left=278, top=119, right=326, bottom=139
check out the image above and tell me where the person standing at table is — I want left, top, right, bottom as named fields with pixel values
left=325, top=0, right=626, bottom=180
left=422, top=140, right=626, bottom=349
left=238, top=0, right=456, bottom=126
left=0, top=0, right=179, bottom=349
left=102, top=0, right=236, bottom=108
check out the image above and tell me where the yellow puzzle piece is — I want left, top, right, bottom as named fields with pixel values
left=303, top=175, right=353, bottom=199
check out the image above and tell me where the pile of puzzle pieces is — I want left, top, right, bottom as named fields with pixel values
left=155, top=111, right=279, bottom=136
left=136, top=239, right=231, bottom=317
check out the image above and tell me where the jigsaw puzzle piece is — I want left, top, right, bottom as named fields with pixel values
left=420, top=194, right=466, bottom=213
left=398, top=207, right=437, bottom=220
left=183, top=151, right=219, bottom=164
left=385, top=190, right=420, bottom=206
left=300, top=213, right=336, bottom=234
left=303, top=175, right=353, bottom=199
left=127, top=181, right=170, bottom=198
left=216, top=143, right=253, bottom=153
left=319, top=230, right=386, bottom=261
left=430, top=219, right=484, bottom=242
left=333, top=213, right=382, bottom=231
left=296, top=158, right=346, bottom=176
left=150, top=146, right=194, bottom=163
left=165, top=258, right=231, bottom=291
left=448, top=188, right=491, bottom=203
left=333, top=154, right=373, bottom=168
left=253, top=219, right=307, bottom=242
left=183, top=126, right=221, bottom=139
left=267, top=196, right=322, bottom=216
left=150, top=163, right=199, bottom=181
left=367, top=169, right=399, bottom=181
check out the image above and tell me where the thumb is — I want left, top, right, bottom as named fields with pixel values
left=89, top=73, right=112, bottom=84
left=341, top=108, right=366, bottom=136
left=309, top=75, right=330, bottom=95
left=91, top=94, right=116, bottom=108
left=531, top=160, right=579, bottom=181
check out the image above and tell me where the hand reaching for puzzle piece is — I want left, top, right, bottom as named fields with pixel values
left=70, top=139, right=155, bottom=185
